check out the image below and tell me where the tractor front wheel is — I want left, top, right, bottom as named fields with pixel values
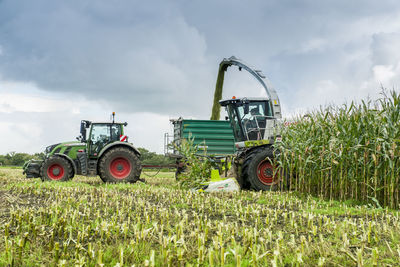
left=243, top=147, right=283, bottom=191
left=99, top=147, right=141, bottom=183
left=41, top=156, right=73, bottom=182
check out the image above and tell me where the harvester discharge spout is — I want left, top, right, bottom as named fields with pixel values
left=210, top=56, right=282, bottom=120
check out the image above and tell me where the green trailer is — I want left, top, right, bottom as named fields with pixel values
left=165, top=118, right=236, bottom=179
left=165, top=118, right=236, bottom=157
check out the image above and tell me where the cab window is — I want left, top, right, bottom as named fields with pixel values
left=90, top=124, right=122, bottom=154
left=91, top=124, right=110, bottom=143
left=111, top=125, right=121, bottom=141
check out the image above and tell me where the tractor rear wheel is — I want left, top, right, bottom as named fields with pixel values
left=99, top=147, right=141, bottom=183
left=242, top=147, right=282, bottom=191
left=41, top=156, right=73, bottom=182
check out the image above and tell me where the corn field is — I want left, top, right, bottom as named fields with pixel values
left=277, top=90, right=400, bottom=209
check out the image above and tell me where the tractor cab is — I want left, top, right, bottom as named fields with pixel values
left=220, top=97, right=276, bottom=144
left=78, top=120, right=128, bottom=157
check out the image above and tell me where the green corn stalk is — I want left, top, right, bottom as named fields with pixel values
left=275, top=90, right=400, bottom=209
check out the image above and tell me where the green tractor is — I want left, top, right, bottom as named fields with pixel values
left=211, top=56, right=285, bottom=191
left=23, top=115, right=142, bottom=183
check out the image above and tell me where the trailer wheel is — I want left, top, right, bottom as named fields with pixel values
left=243, top=147, right=283, bottom=191
left=99, top=147, right=141, bottom=183
left=41, top=156, right=73, bottom=182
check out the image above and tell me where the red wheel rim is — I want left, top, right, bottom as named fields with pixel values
left=109, top=157, right=131, bottom=179
left=257, top=160, right=277, bottom=185
left=47, top=164, right=65, bottom=180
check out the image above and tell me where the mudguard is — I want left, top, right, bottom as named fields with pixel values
left=54, top=153, right=78, bottom=175
left=98, top=141, right=141, bottom=158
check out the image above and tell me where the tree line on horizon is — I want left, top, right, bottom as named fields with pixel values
left=0, top=148, right=173, bottom=166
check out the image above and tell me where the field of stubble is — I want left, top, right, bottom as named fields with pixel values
left=0, top=167, right=399, bottom=266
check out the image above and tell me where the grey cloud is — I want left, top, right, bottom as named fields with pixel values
left=0, top=110, right=81, bottom=153
left=0, top=0, right=213, bottom=115
left=1, top=0, right=400, bottom=118
left=371, top=32, right=400, bottom=65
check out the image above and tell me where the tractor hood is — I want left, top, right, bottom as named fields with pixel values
left=45, top=141, right=86, bottom=158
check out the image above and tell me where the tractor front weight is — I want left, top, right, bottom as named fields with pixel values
left=23, top=160, right=44, bottom=178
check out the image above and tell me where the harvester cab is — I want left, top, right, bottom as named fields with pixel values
left=23, top=114, right=142, bottom=183
left=220, top=97, right=278, bottom=147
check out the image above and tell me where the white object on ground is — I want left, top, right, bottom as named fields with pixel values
left=203, top=178, right=240, bottom=192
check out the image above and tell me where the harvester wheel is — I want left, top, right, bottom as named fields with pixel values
left=99, top=147, right=142, bottom=183
left=243, top=147, right=282, bottom=191
left=41, top=156, right=73, bottom=182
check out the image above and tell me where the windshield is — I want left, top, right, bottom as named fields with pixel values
left=89, top=124, right=122, bottom=155
left=237, top=101, right=272, bottom=120
left=226, top=100, right=273, bottom=142
left=239, top=101, right=272, bottom=141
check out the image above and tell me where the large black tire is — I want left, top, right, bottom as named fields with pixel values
left=234, top=160, right=251, bottom=189
left=41, top=156, right=73, bottom=182
left=242, top=146, right=282, bottom=191
left=99, top=147, right=142, bottom=183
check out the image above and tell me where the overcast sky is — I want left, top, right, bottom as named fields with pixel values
left=1, top=0, right=400, bottom=154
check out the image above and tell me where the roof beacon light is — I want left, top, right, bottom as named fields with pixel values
left=232, top=96, right=236, bottom=99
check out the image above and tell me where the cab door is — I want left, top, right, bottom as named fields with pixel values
left=88, top=124, right=122, bottom=157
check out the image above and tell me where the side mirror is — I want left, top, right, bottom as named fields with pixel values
left=225, top=116, right=229, bottom=121
left=76, top=135, right=86, bottom=142
left=80, top=122, right=87, bottom=142
left=244, top=103, right=249, bottom=114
